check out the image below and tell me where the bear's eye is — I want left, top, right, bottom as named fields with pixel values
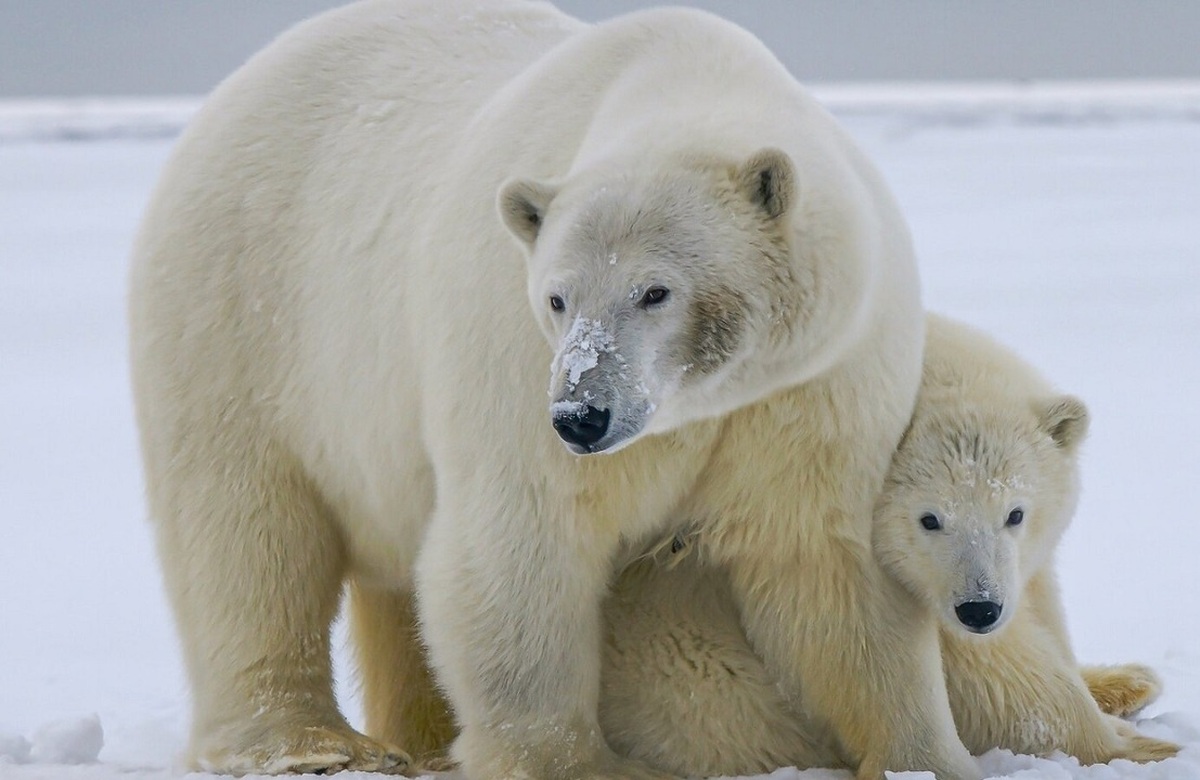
left=641, top=286, right=670, bottom=307
left=549, top=295, right=565, bottom=312
left=1006, top=508, right=1025, bottom=527
left=919, top=513, right=942, bottom=531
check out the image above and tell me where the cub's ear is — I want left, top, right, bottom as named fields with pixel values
left=738, top=147, right=794, bottom=219
left=1039, top=395, right=1090, bottom=450
left=498, top=178, right=559, bottom=247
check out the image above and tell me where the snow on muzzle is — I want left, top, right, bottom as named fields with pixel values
left=548, top=316, right=649, bottom=455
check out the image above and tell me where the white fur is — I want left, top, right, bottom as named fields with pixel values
left=599, top=314, right=1179, bottom=774
left=129, top=1, right=971, bottom=778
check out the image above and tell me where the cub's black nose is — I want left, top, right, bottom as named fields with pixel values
left=552, top=405, right=610, bottom=449
left=955, top=600, right=1002, bottom=632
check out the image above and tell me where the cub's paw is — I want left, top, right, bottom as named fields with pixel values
left=1082, top=663, right=1163, bottom=717
left=458, top=724, right=677, bottom=780
left=1118, top=733, right=1182, bottom=764
left=563, top=754, right=678, bottom=780
left=197, top=724, right=411, bottom=775
left=509, top=752, right=677, bottom=780
left=1108, top=718, right=1181, bottom=764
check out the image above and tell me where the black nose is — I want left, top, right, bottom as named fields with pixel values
left=955, top=600, right=1002, bottom=632
left=552, top=405, right=610, bottom=449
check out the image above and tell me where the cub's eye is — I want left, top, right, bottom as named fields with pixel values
left=1006, top=508, right=1025, bottom=527
left=641, top=286, right=670, bottom=307
left=549, top=295, right=565, bottom=312
left=919, top=513, right=942, bottom=531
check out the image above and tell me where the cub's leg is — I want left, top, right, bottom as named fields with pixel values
left=600, top=556, right=837, bottom=776
left=151, top=438, right=408, bottom=775
left=1028, top=577, right=1168, bottom=719
left=350, top=583, right=456, bottom=768
left=1082, top=663, right=1164, bottom=718
left=940, top=575, right=1178, bottom=765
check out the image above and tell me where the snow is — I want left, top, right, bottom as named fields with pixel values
left=550, top=399, right=587, bottom=418
left=554, top=316, right=616, bottom=391
left=26, top=716, right=104, bottom=765
left=1, top=83, right=1198, bottom=779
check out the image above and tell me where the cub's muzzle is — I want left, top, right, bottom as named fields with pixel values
left=954, top=600, right=1003, bottom=633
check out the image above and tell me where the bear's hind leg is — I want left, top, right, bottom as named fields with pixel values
left=1082, top=663, right=1164, bottom=718
left=152, top=440, right=409, bottom=775
left=350, top=582, right=456, bottom=769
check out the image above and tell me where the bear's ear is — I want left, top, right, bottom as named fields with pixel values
left=1038, top=394, right=1090, bottom=451
left=738, top=147, right=794, bottom=220
left=498, top=178, right=559, bottom=248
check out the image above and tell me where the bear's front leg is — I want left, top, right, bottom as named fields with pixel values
left=729, top=543, right=980, bottom=780
left=416, top=494, right=675, bottom=780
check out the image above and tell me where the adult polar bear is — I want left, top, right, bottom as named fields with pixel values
left=129, top=1, right=975, bottom=778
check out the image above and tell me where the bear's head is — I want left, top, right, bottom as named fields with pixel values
left=498, top=149, right=801, bottom=454
left=872, top=393, right=1089, bottom=636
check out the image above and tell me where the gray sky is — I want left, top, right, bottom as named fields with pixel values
left=2, top=1, right=1199, bottom=98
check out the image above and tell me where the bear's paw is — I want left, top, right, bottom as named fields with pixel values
left=197, top=724, right=410, bottom=776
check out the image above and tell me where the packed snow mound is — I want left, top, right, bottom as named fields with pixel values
left=17, top=715, right=105, bottom=765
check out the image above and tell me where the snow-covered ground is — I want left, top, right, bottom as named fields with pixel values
left=1, top=83, right=1198, bottom=779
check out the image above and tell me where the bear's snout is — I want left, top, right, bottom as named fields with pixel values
left=552, top=404, right=610, bottom=452
left=954, top=600, right=1003, bottom=633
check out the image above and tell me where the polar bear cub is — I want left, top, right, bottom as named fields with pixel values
left=872, top=314, right=1178, bottom=764
left=600, top=314, right=1179, bottom=776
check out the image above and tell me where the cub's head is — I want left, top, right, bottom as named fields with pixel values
left=873, top=394, right=1089, bottom=636
left=498, top=149, right=800, bottom=454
